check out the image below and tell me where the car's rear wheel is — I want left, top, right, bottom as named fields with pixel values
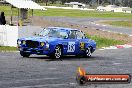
left=20, top=51, right=30, bottom=57
left=84, top=47, right=92, bottom=58
left=51, top=46, right=62, bottom=59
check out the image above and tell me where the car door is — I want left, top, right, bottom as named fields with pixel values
left=65, top=30, right=79, bottom=55
left=76, top=30, right=89, bottom=54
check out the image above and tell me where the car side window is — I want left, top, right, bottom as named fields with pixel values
left=59, top=31, right=68, bottom=39
left=69, top=31, right=76, bottom=39
left=76, top=31, right=85, bottom=39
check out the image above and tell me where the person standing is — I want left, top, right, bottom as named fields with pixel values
left=0, top=12, right=6, bottom=25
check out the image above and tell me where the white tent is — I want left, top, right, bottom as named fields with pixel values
left=5, top=0, right=47, bottom=10
left=5, top=0, right=47, bottom=24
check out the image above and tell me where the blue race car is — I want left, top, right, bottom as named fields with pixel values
left=17, top=27, right=96, bottom=59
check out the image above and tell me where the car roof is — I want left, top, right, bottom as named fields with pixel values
left=47, top=27, right=78, bottom=31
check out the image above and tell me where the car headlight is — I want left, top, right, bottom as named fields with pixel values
left=40, top=42, right=45, bottom=46
left=22, top=41, right=26, bottom=45
left=17, top=40, right=21, bottom=45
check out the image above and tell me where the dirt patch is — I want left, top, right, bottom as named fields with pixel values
left=30, top=17, right=132, bottom=44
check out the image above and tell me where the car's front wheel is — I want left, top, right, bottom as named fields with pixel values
left=84, top=47, right=92, bottom=58
left=51, top=46, right=62, bottom=59
left=20, top=51, right=30, bottom=57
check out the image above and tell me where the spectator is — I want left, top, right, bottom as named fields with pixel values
left=0, top=12, right=6, bottom=25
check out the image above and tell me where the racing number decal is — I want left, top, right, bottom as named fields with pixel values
left=67, top=42, right=75, bottom=52
left=80, top=42, right=85, bottom=50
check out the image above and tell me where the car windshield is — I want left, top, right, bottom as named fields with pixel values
left=38, top=28, right=68, bottom=39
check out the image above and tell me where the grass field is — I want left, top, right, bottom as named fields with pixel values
left=42, top=9, right=132, bottom=19
left=0, top=6, right=132, bottom=19
left=0, top=46, right=17, bottom=51
left=86, top=34, right=125, bottom=48
left=101, top=21, right=132, bottom=27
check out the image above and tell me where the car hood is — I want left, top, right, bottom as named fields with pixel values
left=20, top=36, right=62, bottom=42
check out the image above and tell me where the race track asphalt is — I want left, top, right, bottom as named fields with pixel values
left=0, top=48, right=132, bottom=88
left=2, top=16, right=132, bottom=88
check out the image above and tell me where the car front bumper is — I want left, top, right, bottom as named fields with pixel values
left=19, top=47, right=51, bottom=55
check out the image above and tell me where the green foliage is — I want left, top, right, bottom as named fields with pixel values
left=0, top=6, right=18, bottom=16
left=102, top=21, right=132, bottom=27
left=0, top=6, right=132, bottom=19
left=41, top=8, right=132, bottom=19
left=0, top=46, right=17, bottom=51
left=86, top=34, right=125, bottom=48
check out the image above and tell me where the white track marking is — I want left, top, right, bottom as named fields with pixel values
left=48, top=68, right=57, bottom=70
left=96, top=24, right=99, bottom=25
left=102, top=25, right=106, bottom=27
left=11, top=83, right=71, bottom=88
left=99, top=44, right=132, bottom=50
left=113, top=63, right=122, bottom=65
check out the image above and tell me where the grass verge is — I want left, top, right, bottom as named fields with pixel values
left=86, top=34, right=125, bottom=48
left=101, top=21, right=132, bottom=27
left=34, top=8, right=132, bottom=19
left=0, top=35, right=125, bottom=51
left=0, top=6, right=132, bottom=19
left=0, top=46, right=17, bottom=51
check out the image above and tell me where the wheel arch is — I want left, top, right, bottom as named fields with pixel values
left=85, top=44, right=93, bottom=53
left=57, top=44, right=63, bottom=53
left=89, top=46, right=94, bottom=53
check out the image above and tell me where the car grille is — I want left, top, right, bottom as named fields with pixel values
left=26, top=40, right=39, bottom=48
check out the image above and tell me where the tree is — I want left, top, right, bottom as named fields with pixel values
left=108, top=0, right=115, bottom=5
left=59, top=0, right=66, bottom=4
left=122, top=0, right=128, bottom=7
left=128, top=0, right=132, bottom=7
left=115, top=0, right=120, bottom=6
left=99, top=0, right=110, bottom=6
left=50, top=0, right=57, bottom=4
left=45, top=0, right=48, bottom=6
left=85, top=0, right=93, bottom=4
left=34, top=0, right=43, bottom=3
